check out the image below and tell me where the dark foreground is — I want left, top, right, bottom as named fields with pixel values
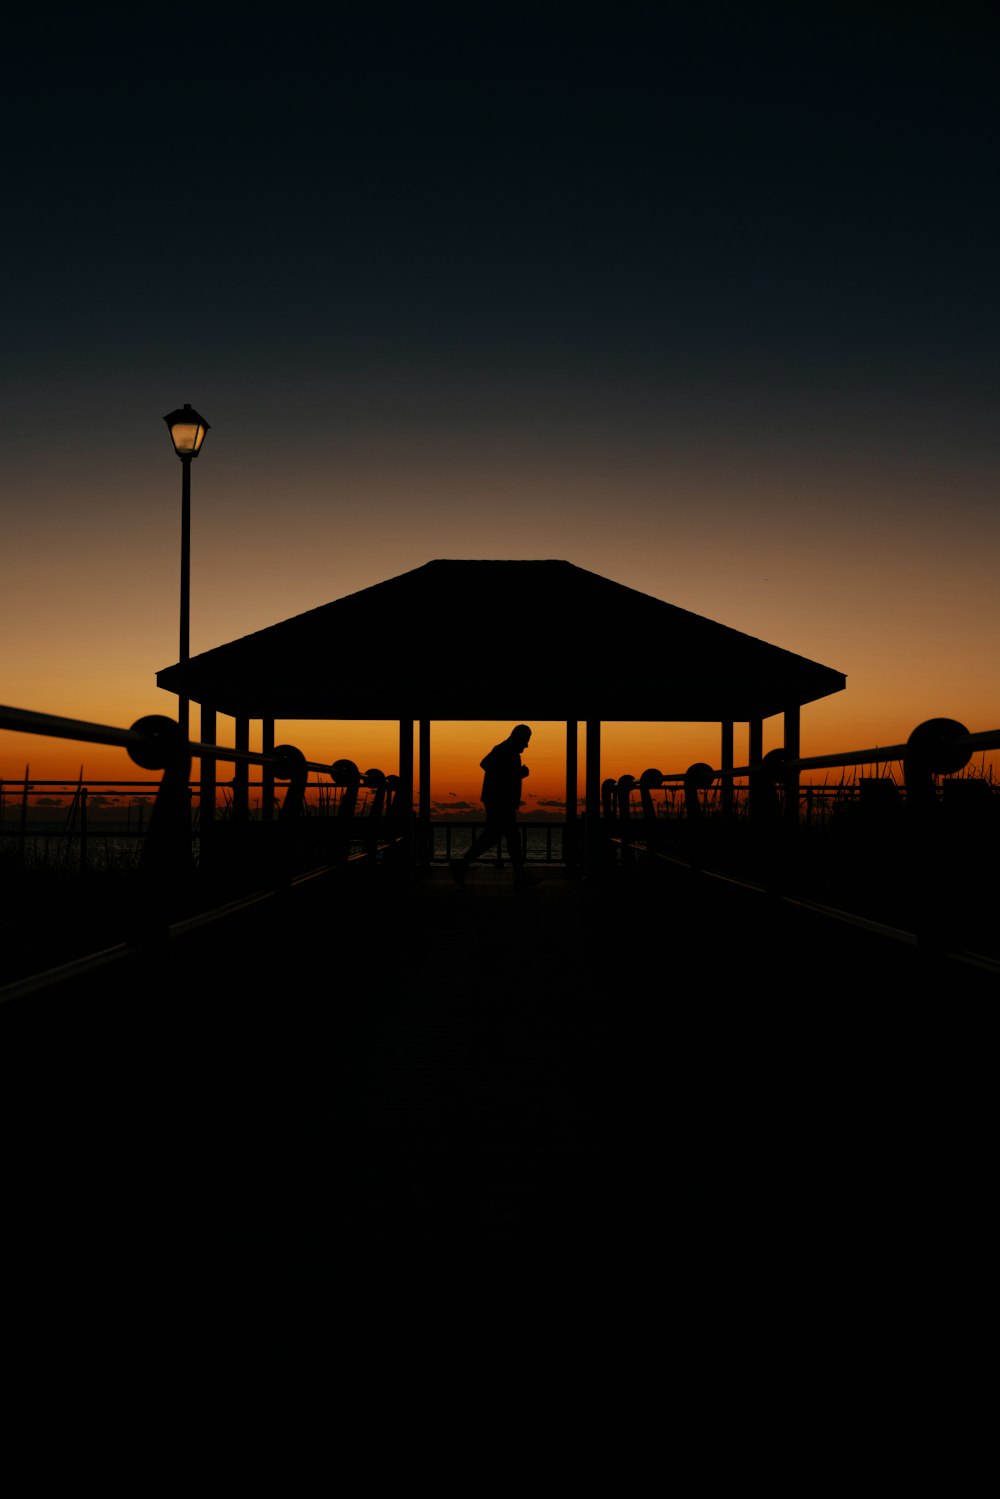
left=3, top=860, right=995, bottom=1294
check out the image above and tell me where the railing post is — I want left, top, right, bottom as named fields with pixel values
left=127, top=715, right=193, bottom=938
left=331, top=758, right=361, bottom=864
left=274, top=745, right=309, bottom=824
left=382, top=773, right=406, bottom=871
left=272, top=744, right=308, bottom=888
left=750, top=748, right=786, bottom=893
left=750, top=748, right=783, bottom=823
left=638, top=768, right=664, bottom=849
left=332, top=759, right=361, bottom=818
left=616, top=775, right=637, bottom=866
left=683, top=762, right=715, bottom=870
left=904, top=718, right=971, bottom=948
left=363, top=768, right=387, bottom=863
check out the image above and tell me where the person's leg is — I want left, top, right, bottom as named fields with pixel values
left=506, top=812, right=542, bottom=887
left=464, top=817, right=499, bottom=865
left=451, top=811, right=498, bottom=884
left=504, top=813, right=526, bottom=880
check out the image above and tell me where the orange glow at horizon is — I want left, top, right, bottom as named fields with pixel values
left=4, top=398, right=1000, bottom=804
left=4, top=708, right=998, bottom=805
left=5, top=15, right=1000, bottom=839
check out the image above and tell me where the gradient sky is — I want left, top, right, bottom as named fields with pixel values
left=3, top=8, right=999, bottom=805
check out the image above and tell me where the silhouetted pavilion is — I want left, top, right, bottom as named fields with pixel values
left=156, top=559, right=846, bottom=850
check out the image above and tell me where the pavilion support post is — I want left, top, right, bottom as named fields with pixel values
left=565, top=719, right=578, bottom=870
left=199, top=702, right=217, bottom=846
left=584, top=719, right=601, bottom=878
left=234, top=715, right=250, bottom=823
left=398, top=718, right=414, bottom=861
left=720, top=720, right=734, bottom=822
left=749, top=717, right=763, bottom=767
left=418, top=719, right=431, bottom=868
left=398, top=719, right=414, bottom=812
left=784, top=703, right=801, bottom=825
left=261, top=717, right=275, bottom=822
left=748, top=717, right=763, bottom=824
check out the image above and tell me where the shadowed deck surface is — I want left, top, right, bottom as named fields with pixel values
left=4, top=861, right=994, bottom=1280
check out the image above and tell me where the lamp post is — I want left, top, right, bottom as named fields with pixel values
left=163, top=404, right=210, bottom=742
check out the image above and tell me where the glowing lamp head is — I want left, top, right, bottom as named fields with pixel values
left=164, top=403, right=210, bottom=458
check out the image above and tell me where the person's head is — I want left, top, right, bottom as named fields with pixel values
left=510, top=724, right=532, bottom=750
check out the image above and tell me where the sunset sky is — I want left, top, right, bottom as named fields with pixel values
left=3, top=8, right=998, bottom=807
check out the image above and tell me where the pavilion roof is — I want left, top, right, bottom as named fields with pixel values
left=155, top=559, right=846, bottom=722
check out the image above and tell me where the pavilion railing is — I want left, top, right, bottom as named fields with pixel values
left=0, top=703, right=408, bottom=973
left=5, top=703, right=1000, bottom=967
left=601, top=715, right=1000, bottom=964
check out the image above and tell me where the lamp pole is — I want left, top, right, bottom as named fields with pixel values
left=163, top=404, right=210, bottom=743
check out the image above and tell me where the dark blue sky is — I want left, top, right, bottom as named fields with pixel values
left=3, top=5, right=1000, bottom=775
left=7, top=6, right=998, bottom=393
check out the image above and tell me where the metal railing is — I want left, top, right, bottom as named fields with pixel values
left=428, top=820, right=567, bottom=866
left=601, top=715, right=1000, bottom=971
left=0, top=703, right=405, bottom=848
left=0, top=702, right=408, bottom=1001
left=603, top=717, right=1000, bottom=819
left=5, top=703, right=999, bottom=989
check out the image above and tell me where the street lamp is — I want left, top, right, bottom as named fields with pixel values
left=163, top=403, right=210, bottom=742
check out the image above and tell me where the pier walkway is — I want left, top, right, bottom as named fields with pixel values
left=4, top=858, right=994, bottom=1284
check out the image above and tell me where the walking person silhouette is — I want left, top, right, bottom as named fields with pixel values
left=450, top=725, right=538, bottom=890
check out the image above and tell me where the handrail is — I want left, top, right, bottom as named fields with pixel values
left=4, top=701, right=997, bottom=990
left=603, top=716, right=1000, bottom=966
left=9, top=703, right=998, bottom=792
left=0, top=704, right=339, bottom=780
left=0, top=845, right=393, bottom=1006
left=0, top=702, right=405, bottom=899
left=625, top=833, right=1000, bottom=978
left=612, top=720, right=1000, bottom=792
left=0, top=704, right=155, bottom=756
left=709, top=726, right=1000, bottom=780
